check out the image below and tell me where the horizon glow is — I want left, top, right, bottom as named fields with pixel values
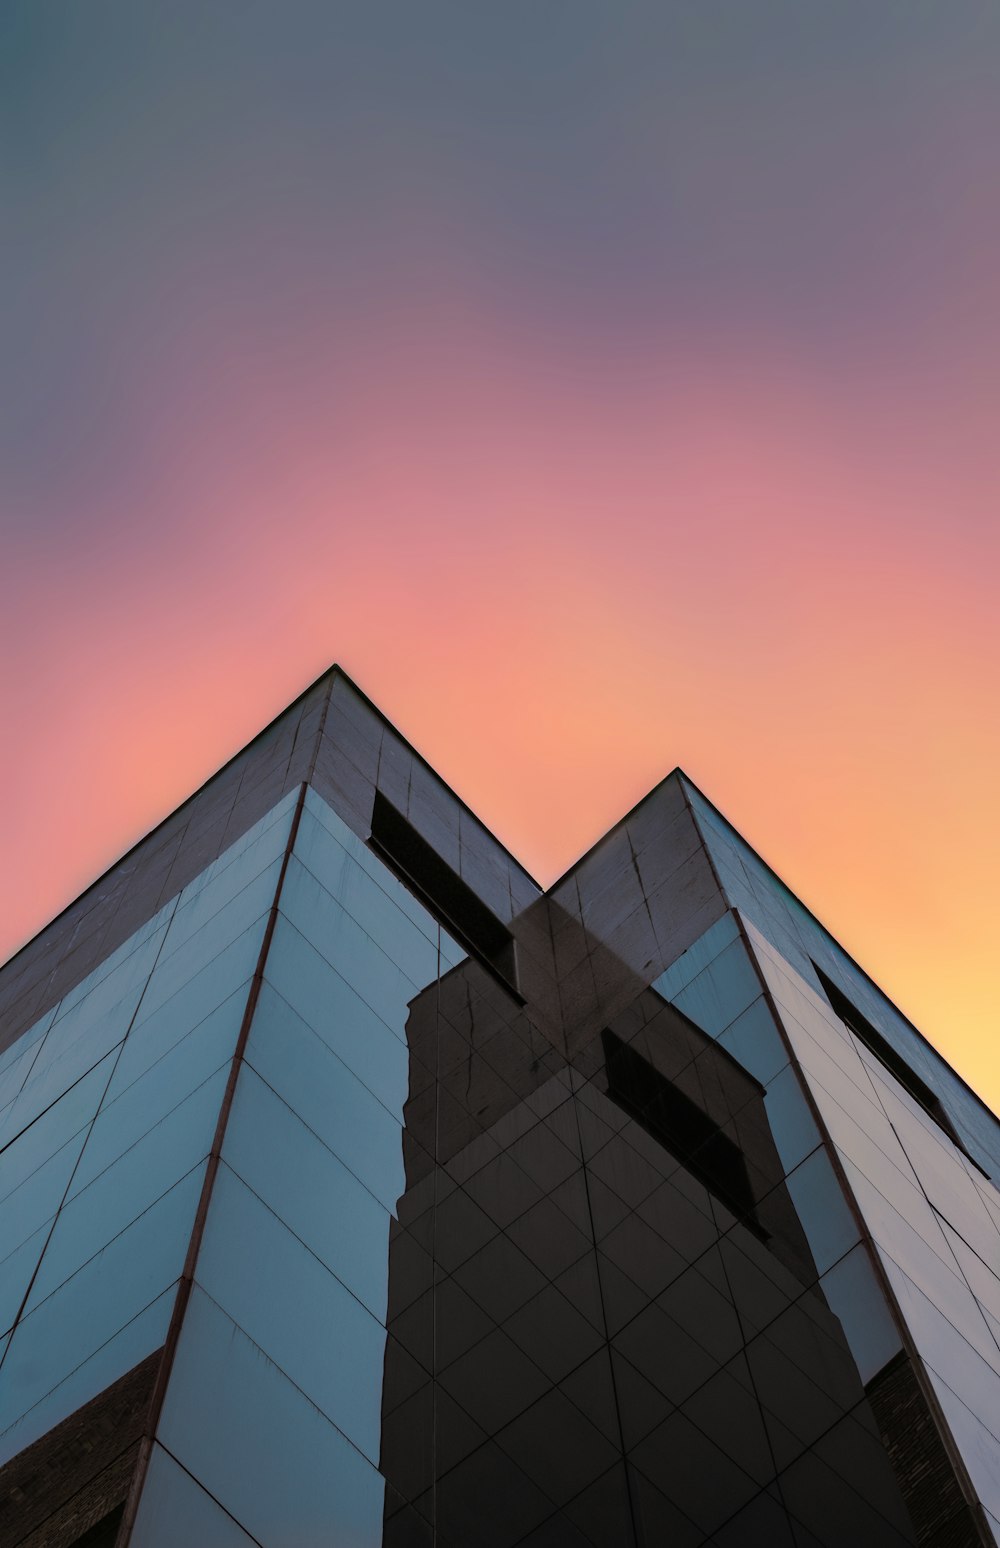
left=2, top=3, right=998, bottom=1109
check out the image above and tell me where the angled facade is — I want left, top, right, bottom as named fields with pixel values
left=1, top=666, right=999, bottom=1548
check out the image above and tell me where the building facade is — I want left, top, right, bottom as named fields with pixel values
left=1, top=666, right=998, bottom=1547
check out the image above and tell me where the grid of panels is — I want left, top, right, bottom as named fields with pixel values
left=0, top=792, right=297, bottom=1479
left=747, top=919, right=1000, bottom=1541
left=682, top=780, right=1000, bottom=1179
left=135, top=789, right=465, bottom=1544
left=3, top=749, right=992, bottom=1546
left=131, top=787, right=921, bottom=1546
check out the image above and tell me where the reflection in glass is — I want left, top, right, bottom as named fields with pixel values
left=158, top=1287, right=386, bottom=1547
left=130, top=1443, right=258, bottom=1546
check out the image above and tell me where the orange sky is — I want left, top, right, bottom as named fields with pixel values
left=2, top=5, right=998, bottom=1112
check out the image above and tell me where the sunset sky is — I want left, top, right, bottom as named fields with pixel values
left=2, top=3, right=998, bottom=1108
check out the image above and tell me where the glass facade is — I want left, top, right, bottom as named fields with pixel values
left=0, top=668, right=996, bottom=1546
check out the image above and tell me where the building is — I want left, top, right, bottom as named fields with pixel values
left=1, top=665, right=998, bottom=1548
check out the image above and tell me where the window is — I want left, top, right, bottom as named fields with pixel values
left=368, top=792, right=521, bottom=1000
left=602, top=1028, right=763, bottom=1233
left=811, top=963, right=970, bottom=1155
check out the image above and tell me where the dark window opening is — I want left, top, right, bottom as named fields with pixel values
left=811, top=963, right=976, bottom=1162
left=70, top=1505, right=125, bottom=1548
left=602, top=1029, right=765, bottom=1235
left=369, top=792, right=521, bottom=1001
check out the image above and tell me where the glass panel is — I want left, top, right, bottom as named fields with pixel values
left=278, top=861, right=430, bottom=1030
left=672, top=938, right=762, bottom=1038
left=54, top=905, right=172, bottom=1021
left=158, top=1286, right=386, bottom=1548
left=652, top=913, right=741, bottom=1001
left=44, top=919, right=169, bottom=1047
left=158, top=857, right=283, bottom=974
left=764, top=1065, right=822, bottom=1175
left=177, top=791, right=297, bottom=910
left=196, top=1163, right=386, bottom=1464
left=26, top=1073, right=226, bottom=1310
left=130, top=1443, right=258, bottom=1546
left=1, top=1135, right=86, bottom=1277
left=243, top=997, right=405, bottom=1213
left=820, top=1244, right=902, bottom=1383
left=0, top=1007, right=55, bottom=1088
left=222, top=1068, right=392, bottom=1322
left=928, top=1370, right=1000, bottom=1520
left=0, top=1283, right=174, bottom=1469
left=261, top=930, right=412, bottom=1111
left=6, top=976, right=146, bottom=1140
left=107, top=981, right=249, bottom=1106
left=784, top=1147, right=860, bottom=1274
left=0, top=1053, right=112, bottom=1202
left=303, top=787, right=463, bottom=964
left=0, top=1026, right=48, bottom=1115
left=940, top=1218, right=1000, bottom=1324
left=0, top=1164, right=203, bottom=1440
left=73, top=1007, right=237, bottom=1194
left=289, top=835, right=458, bottom=982
left=718, top=998, right=789, bottom=1085
left=881, top=1255, right=1000, bottom=1394
left=135, top=910, right=270, bottom=1030
left=297, top=798, right=467, bottom=965
left=0, top=1224, right=47, bottom=1338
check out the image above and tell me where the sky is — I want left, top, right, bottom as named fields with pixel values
left=2, top=2, right=998, bottom=1108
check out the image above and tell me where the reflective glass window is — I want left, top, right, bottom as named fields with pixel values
left=785, top=1147, right=859, bottom=1274
left=288, top=840, right=447, bottom=987
left=158, top=1286, right=386, bottom=1548
left=135, top=909, right=269, bottom=1029
left=0, top=1053, right=112, bottom=1203
left=53, top=905, right=172, bottom=1022
left=261, top=930, right=412, bottom=1110
left=672, top=938, right=762, bottom=1038
left=130, top=1443, right=258, bottom=1546
left=764, top=1064, right=821, bottom=1175
left=278, top=863, right=429, bottom=1033
left=107, top=980, right=249, bottom=1106
left=0, top=1135, right=87, bottom=1285
left=718, top=998, right=789, bottom=1085
left=243, top=1000, right=405, bottom=1212
left=26, top=1073, right=226, bottom=1309
left=196, top=1163, right=386, bottom=1464
left=0, top=1165, right=202, bottom=1440
left=0, top=1224, right=47, bottom=1338
left=177, top=792, right=296, bottom=909
left=222, top=1068, right=392, bottom=1321
left=820, top=1244, right=902, bottom=1383
left=7, top=980, right=145, bottom=1140
left=158, top=857, right=283, bottom=974
left=0, top=1283, right=175, bottom=1469
left=653, top=913, right=741, bottom=1002
left=0, top=1025, right=49, bottom=1115
left=303, top=788, right=463, bottom=964
left=73, top=1013, right=236, bottom=1194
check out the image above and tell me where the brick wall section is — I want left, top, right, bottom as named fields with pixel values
left=0, top=1352, right=160, bottom=1546
left=866, top=1352, right=985, bottom=1547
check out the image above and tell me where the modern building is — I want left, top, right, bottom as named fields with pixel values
left=1, top=666, right=998, bottom=1548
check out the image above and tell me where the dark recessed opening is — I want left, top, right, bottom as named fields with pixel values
left=369, top=791, right=521, bottom=1001
left=810, top=962, right=978, bottom=1165
left=70, top=1505, right=125, bottom=1548
left=602, top=1029, right=764, bottom=1235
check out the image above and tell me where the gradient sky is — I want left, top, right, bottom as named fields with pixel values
left=2, top=3, right=998, bottom=1108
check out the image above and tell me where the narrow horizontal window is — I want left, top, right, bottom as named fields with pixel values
left=811, top=963, right=967, bottom=1153
left=369, top=792, right=521, bottom=999
left=602, top=1029, right=763, bottom=1233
